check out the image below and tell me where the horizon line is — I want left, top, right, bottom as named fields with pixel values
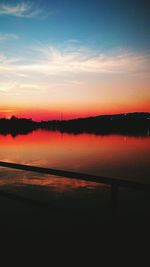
left=0, top=111, right=150, bottom=122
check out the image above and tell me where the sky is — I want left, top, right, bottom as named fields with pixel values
left=0, top=0, right=150, bottom=120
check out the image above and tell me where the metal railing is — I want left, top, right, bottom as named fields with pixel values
left=0, top=161, right=150, bottom=191
left=0, top=161, right=149, bottom=214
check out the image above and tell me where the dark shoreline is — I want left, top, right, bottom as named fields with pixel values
left=0, top=112, right=150, bottom=137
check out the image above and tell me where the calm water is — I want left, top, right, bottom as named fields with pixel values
left=0, top=130, right=150, bottom=192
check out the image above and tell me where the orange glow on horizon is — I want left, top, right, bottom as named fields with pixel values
left=0, top=100, right=150, bottom=121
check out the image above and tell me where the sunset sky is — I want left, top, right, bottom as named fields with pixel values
left=0, top=0, right=150, bottom=120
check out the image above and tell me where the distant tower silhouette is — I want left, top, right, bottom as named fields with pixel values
left=61, top=112, right=63, bottom=121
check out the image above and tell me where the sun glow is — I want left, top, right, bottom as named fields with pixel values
left=0, top=1, right=150, bottom=120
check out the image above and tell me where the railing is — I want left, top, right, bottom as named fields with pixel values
left=0, top=161, right=150, bottom=191
left=0, top=161, right=150, bottom=216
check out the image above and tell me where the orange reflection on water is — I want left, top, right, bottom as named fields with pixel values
left=0, top=130, right=150, bottom=187
left=0, top=168, right=104, bottom=192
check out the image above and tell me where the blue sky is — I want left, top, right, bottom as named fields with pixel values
left=0, top=0, right=150, bottom=119
left=1, top=0, right=150, bottom=50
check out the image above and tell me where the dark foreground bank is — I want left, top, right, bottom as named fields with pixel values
left=0, top=178, right=150, bottom=261
left=0, top=112, right=150, bottom=136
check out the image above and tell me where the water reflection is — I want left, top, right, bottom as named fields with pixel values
left=0, top=130, right=150, bottom=189
left=0, top=168, right=104, bottom=192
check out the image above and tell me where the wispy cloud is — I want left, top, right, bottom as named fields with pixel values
left=16, top=46, right=150, bottom=76
left=0, top=33, right=19, bottom=41
left=0, top=2, right=50, bottom=18
left=0, top=53, right=21, bottom=65
left=0, top=45, right=149, bottom=112
left=0, top=46, right=149, bottom=79
left=0, top=81, right=43, bottom=96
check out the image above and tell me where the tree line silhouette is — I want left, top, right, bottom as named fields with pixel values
left=0, top=113, right=149, bottom=137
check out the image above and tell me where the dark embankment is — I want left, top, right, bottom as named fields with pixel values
left=40, top=112, right=150, bottom=136
left=0, top=112, right=150, bottom=136
left=0, top=116, right=38, bottom=137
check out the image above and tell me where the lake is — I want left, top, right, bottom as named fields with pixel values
left=0, top=129, right=150, bottom=240
left=0, top=129, right=149, bottom=191
left=0, top=130, right=150, bottom=182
